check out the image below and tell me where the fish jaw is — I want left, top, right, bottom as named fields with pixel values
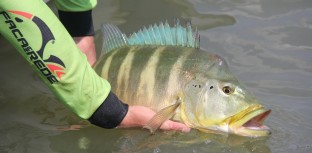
left=228, top=105, right=271, bottom=137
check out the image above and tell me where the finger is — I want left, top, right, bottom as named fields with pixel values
left=160, top=120, right=191, bottom=133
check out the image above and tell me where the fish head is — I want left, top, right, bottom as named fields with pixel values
left=181, top=54, right=271, bottom=137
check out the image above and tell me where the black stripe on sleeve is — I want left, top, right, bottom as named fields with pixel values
left=88, top=92, right=129, bottom=129
left=58, top=10, right=95, bottom=37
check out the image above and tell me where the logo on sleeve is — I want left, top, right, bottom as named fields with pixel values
left=0, top=10, right=66, bottom=84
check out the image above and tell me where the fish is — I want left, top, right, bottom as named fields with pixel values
left=94, top=20, right=271, bottom=137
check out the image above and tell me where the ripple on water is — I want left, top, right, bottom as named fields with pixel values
left=267, top=104, right=312, bottom=153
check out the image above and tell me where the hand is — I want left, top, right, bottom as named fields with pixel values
left=119, top=106, right=191, bottom=132
left=74, top=36, right=97, bottom=66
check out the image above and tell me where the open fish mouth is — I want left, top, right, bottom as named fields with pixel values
left=242, top=109, right=271, bottom=130
left=229, top=105, right=272, bottom=137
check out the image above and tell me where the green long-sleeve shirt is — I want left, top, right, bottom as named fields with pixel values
left=55, top=0, right=97, bottom=12
left=0, top=0, right=128, bottom=128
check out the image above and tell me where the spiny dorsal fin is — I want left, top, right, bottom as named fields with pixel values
left=101, top=19, right=200, bottom=54
left=128, top=19, right=199, bottom=48
left=101, top=24, right=128, bottom=54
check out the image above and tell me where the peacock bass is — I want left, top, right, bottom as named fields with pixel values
left=94, top=21, right=271, bottom=137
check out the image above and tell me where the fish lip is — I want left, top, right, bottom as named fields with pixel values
left=228, top=105, right=272, bottom=137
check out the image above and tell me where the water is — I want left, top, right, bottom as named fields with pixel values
left=1, top=0, right=312, bottom=152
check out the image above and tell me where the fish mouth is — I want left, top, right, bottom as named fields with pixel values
left=229, top=105, right=271, bottom=137
left=242, top=109, right=271, bottom=130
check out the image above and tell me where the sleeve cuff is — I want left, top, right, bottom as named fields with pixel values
left=88, top=92, right=129, bottom=129
left=58, top=10, right=95, bottom=37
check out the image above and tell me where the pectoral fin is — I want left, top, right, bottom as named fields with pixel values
left=143, top=100, right=181, bottom=133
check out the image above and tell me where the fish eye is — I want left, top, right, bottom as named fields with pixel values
left=222, top=86, right=234, bottom=95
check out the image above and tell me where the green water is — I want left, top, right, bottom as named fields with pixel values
left=1, top=0, right=312, bottom=152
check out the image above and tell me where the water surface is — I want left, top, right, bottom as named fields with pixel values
left=1, top=0, right=312, bottom=152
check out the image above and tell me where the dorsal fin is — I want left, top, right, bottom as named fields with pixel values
left=101, top=23, right=128, bottom=54
left=128, top=19, right=200, bottom=48
left=101, top=20, right=200, bottom=54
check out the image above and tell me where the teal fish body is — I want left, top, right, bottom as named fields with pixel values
left=94, top=21, right=271, bottom=137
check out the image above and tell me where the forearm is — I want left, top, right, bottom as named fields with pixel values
left=56, top=0, right=97, bottom=66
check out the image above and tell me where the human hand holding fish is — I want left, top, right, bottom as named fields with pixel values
left=119, top=106, right=191, bottom=132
